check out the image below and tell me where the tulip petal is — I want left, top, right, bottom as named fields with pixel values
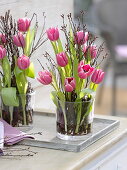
left=65, top=84, right=73, bottom=92
left=78, top=71, right=87, bottom=79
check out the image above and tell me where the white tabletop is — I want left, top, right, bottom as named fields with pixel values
left=0, top=114, right=127, bottom=170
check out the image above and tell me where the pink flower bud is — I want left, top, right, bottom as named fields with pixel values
left=37, top=70, right=52, bottom=85
left=91, top=69, right=105, bottom=84
left=83, top=45, right=97, bottom=59
left=46, top=27, right=59, bottom=41
left=17, top=55, right=30, bottom=70
left=13, top=32, right=25, bottom=47
left=0, top=34, right=6, bottom=44
left=64, top=77, right=76, bottom=92
left=78, top=63, right=94, bottom=79
left=75, top=31, right=88, bottom=45
left=56, top=52, right=68, bottom=67
left=0, top=47, right=6, bottom=59
left=17, top=18, right=31, bottom=32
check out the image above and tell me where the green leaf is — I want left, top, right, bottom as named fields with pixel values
left=25, top=62, right=35, bottom=78
left=58, top=66, right=65, bottom=88
left=2, top=56, right=11, bottom=87
left=1, top=87, right=19, bottom=106
left=14, top=65, right=23, bottom=76
left=50, top=91, right=58, bottom=107
left=79, top=88, right=95, bottom=99
left=24, top=28, right=35, bottom=56
left=14, top=67, right=28, bottom=94
left=57, top=91, right=65, bottom=101
left=0, top=78, right=3, bottom=91
left=51, top=41, right=58, bottom=55
left=57, top=38, right=63, bottom=53
left=73, top=57, right=80, bottom=92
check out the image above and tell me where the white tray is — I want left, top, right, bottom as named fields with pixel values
left=19, top=113, right=120, bottom=152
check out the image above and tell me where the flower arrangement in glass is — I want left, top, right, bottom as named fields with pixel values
left=38, top=13, right=106, bottom=140
left=0, top=11, right=46, bottom=126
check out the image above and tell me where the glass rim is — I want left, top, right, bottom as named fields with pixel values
left=57, top=98, right=94, bottom=104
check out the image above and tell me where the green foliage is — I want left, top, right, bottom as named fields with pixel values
left=14, top=66, right=28, bottom=94
left=51, top=41, right=58, bottom=54
left=24, top=28, right=35, bottom=56
left=50, top=91, right=65, bottom=107
left=79, top=88, right=95, bottom=98
left=73, top=57, right=80, bottom=92
left=1, top=87, right=19, bottom=106
left=50, top=91, right=58, bottom=107
left=57, top=39, right=63, bottom=52
left=2, top=57, right=11, bottom=87
left=25, top=62, right=35, bottom=78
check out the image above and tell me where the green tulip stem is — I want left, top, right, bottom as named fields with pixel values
left=9, top=106, right=13, bottom=125
left=52, top=74, right=60, bottom=92
left=80, top=103, right=92, bottom=126
left=51, top=41, right=58, bottom=55
left=51, top=83, right=57, bottom=91
left=0, top=109, right=2, bottom=119
left=75, top=102, right=82, bottom=133
left=64, top=67, right=68, bottom=77
left=60, top=102, right=67, bottom=132
left=20, top=95, right=27, bottom=125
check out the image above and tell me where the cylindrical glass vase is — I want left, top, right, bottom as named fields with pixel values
left=56, top=99, right=94, bottom=141
left=0, top=91, right=35, bottom=127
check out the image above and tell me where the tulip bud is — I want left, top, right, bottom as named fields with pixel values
left=83, top=45, right=97, bottom=59
left=56, top=52, right=68, bottom=67
left=0, top=34, right=6, bottom=44
left=91, top=69, right=105, bottom=84
left=0, top=47, right=6, bottom=59
left=64, top=77, right=76, bottom=92
left=13, top=32, right=25, bottom=47
left=75, top=31, right=88, bottom=45
left=78, top=63, right=94, bottom=79
left=37, top=70, right=52, bottom=85
left=17, top=18, right=31, bottom=32
left=46, top=27, right=59, bottom=41
left=17, top=55, right=30, bottom=70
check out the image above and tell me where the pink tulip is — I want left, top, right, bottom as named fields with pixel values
left=17, top=55, right=30, bottom=70
left=0, top=34, right=6, bottom=44
left=46, top=27, right=59, bottom=41
left=0, top=47, right=6, bottom=59
left=56, top=52, right=68, bottom=67
left=17, top=18, right=31, bottom=32
left=64, top=77, right=76, bottom=92
left=83, top=45, right=97, bottom=59
left=78, top=63, right=94, bottom=79
left=75, top=31, right=88, bottom=45
left=37, top=70, right=52, bottom=85
left=13, top=32, right=25, bottom=47
left=78, top=60, right=85, bottom=71
left=91, top=69, right=105, bottom=84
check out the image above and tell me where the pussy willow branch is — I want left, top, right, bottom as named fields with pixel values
left=29, top=13, right=47, bottom=57
left=91, top=42, right=105, bottom=67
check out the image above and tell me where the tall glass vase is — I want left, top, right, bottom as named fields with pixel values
left=56, top=98, right=95, bottom=141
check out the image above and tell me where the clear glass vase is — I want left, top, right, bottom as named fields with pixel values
left=0, top=91, right=35, bottom=127
left=56, top=99, right=94, bottom=141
